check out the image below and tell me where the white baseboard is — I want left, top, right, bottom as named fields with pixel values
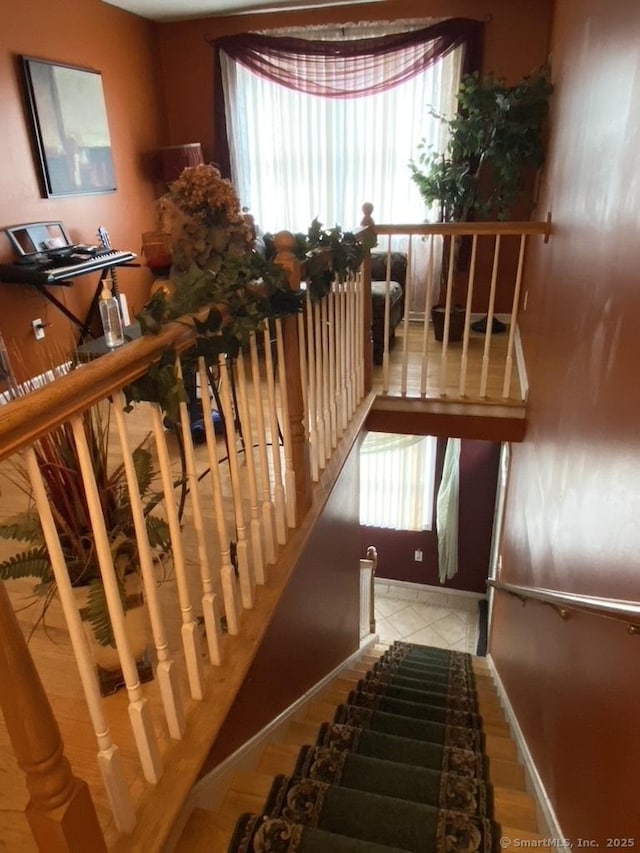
left=486, top=654, right=565, bottom=841
left=162, top=634, right=380, bottom=852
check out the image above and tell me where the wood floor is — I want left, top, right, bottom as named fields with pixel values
left=0, top=328, right=525, bottom=851
left=373, top=318, right=523, bottom=403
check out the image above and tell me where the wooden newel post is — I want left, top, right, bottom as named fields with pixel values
left=274, top=231, right=312, bottom=521
left=358, top=202, right=377, bottom=394
left=0, top=581, right=107, bottom=852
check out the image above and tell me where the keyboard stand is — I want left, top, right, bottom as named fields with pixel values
left=77, top=267, right=113, bottom=345
left=0, top=253, right=138, bottom=345
left=30, top=270, right=112, bottom=345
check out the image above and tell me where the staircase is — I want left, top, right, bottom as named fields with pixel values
left=175, top=643, right=548, bottom=851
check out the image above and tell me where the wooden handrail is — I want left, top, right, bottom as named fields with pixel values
left=487, top=579, right=640, bottom=633
left=373, top=220, right=551, bottom=238
left=0, top=315, right=198, bottom=464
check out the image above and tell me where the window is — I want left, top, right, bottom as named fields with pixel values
left=359, top=432, right=437, bottom=531
left=220, top=28, right=463, bottom=231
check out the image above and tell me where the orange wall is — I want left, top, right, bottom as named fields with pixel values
left=0, top=0, right=166, bottom=382
left=155, top=0, right=552, bottom=170
left=491, top=0, right=640, bottom=840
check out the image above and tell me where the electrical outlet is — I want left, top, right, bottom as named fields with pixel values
left=414, top=549, right=423, bottom=562
left=32, top=318, right=45, bottom=340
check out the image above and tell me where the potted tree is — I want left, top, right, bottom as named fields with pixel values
left=410, top=68, right=553, bottom=340
left=0, top=405, right=171, bottom=695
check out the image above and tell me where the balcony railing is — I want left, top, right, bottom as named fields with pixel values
left=0, top=236, right=369, bottom=850
left=362, top=211, right=551, bottom=402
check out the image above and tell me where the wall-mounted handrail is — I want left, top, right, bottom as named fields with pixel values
left=487, top=579, right=640, bottom=633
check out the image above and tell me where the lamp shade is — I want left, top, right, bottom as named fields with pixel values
left=158, top=143, right=204, bottom=183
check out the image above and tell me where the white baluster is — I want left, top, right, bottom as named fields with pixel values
left=234, top=351, right=265, bottom=584
left=313, top=301, right=326, bottom=466
left=503, top=234, right=527, bottom=399
left=480, top=235, right=502, bottom=398
left=25, top=445, right=137, bottom=833
left=297, top=311, right=309, bottom=440
left=70, top=415, right=162, bottom=784
left=421, top=237, right=435, bottom=397
left=439, top=236, right=457, bottom=397
left=357, top=269, right=365, bottom=406
left=218, top=354, right=254, bottom=609
left=328, top=285, right=338, bottom=448
left=262, top=323, right=288, bottom=543
left=459, top=235, right=478, bottom=398
left=198, top=358, right=240, bottom=635
left=248, top=336, right=278, bottom=562
left=336, top=281, right=347, bottom=434
left=382, top=235, right=392, bottom=395
left=400, top=237, right=412, bottom=396
left=321, top=297, right=331, bottom=461
left=149, top=404, right=204, bottom=701
left=112, top=394, right=185, bottom=739
left=175, top=360, right=221, bottom=667
left=304, top=293, right=320, bottom=482
left=346, top=275, right=355, bottom=417
left=274, top=317, right=296, bottom=528
left=356, top=270, right=365, bottom=403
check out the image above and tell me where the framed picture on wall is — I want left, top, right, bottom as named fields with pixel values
left=20, top=57, right=117, bottom=198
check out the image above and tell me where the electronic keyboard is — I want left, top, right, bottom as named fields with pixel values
left=0, top=250, right=137, bottom=286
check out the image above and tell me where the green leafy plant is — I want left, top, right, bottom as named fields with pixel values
left=410, top=68, right=553, bottom=221
left=265, top=218, right=366, bottom=302
left=0, top=406, right=170, bottom=646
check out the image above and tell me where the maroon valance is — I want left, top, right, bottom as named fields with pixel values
left=213, top=18, right=484, bottom=177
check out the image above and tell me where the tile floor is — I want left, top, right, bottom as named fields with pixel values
left=373, top=581, right=481, bottom=654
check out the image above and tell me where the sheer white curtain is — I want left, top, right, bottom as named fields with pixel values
left=436, top=437, right=461, bottom=582
left=360, top=432, right=437, bottom=531
left=220, top=29, right=462, bottom=232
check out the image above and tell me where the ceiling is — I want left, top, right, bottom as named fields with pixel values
left=103, top=0, right=381, bottom=21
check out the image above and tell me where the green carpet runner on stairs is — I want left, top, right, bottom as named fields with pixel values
left=228, top=642, right=500, bottom=852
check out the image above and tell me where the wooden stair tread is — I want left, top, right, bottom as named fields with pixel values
left=304, top=699, right=343, bottom=725
left=261, top=738, right=526, bottom=788
left=323, top=681, right=505, bottom=717
left=174, top=807, right=231, bottom=853
left=229, top=770, right=273, bottom=799
left=224, top=767, right=539, bottom=835
left=257, top=742, right=300, bottom=776
left=485, top=733, right=518, bottom=762
left=281, top=719, right=323, bottom=745
left=216, top=789, right=266, bottom=834
left=315, top=689, right=510, bottom=738
left=177, top=646, right=542, bottom=850
left=489, top=757, right=526, bottom=790
left=493, top=787, right=538, bottom=832
left=257, top=743, right=528, bottom=802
